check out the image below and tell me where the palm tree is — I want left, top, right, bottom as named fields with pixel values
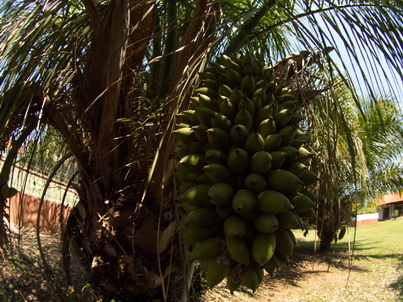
left=1, top=0, right=403, bottom=300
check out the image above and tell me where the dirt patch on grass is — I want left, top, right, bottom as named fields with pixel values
left=203, top=245, right=402, bottom=302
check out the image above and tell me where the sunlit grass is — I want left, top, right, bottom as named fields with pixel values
left=294, top=218, right=403, bottom=257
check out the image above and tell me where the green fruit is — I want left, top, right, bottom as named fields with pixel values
left=279, top=146, right=299, bottom=165
left=262, top=66, right=274, bottom=81
left=195, top=107, right=215, bottom=126
left=276, top=210, right=300, bottom=229
left=269, top=151, right=287, bottom=169
left=174, top=166, right=189, bottom=181
left=278, top=125, right=296, bottom=146
left=224, top=215, right=248, bottom=237
left=266, top=169, right=303, bottom=193
left=211, top=113, right=232, bottom=132
left=338, top=227, right=347, bottom=240
left=252, top=233, right=276, bottom=266
left=257, top=118, right=277, bottom=137
left=227, top=148, right=249, bottom=175
left=278, top=100, right=298, bottom=110
left=250, top=151, right=272, bottom=174
left=241, top=53, right=256, bottom=70
left=226, top=274, right=241, bottom=294
left=251, top=95, right=263, bottom=110
left=1, top=185, right=17, bottom=198
left=239, top=210, right=259, bottom=222
left=299, top=188, right=317, bottom=202
left=201, top=78, right=219, bottom=90
left=297, top=146, right=312, bottom=159
left=176, top=123, right=191, bottom=129
left=287, top=113, right=305, bottom=125
left=216, top=204, right=233, bottom=220
left=244, top=132, right=265, bottom=155
left=206, top=128, right=231, bottom=151
left=199, top=71, right=218, bottom=81
left=240, top=266, right=259, bottom=292
left=192, top=124, right=209, bottom=144
left=244, top=173, right=266, bottom=193
left=189, top=141, right=204, bottom=154
left=199, top=93, right=218, bottom=111
left=179, top=184, right=212, bottom=206
left=238, top=97, right=255, bottom=117
left=275, top=230, right=295, bottom=257
left=219, top=97, right=237, bottom=121
left=208, top=183, right=235, bottom=206
left=232, top=189, right=257, bottom=214
left=275, top=252, right=289, bottom=265
left=182, top=225, right=218, bottom=245
left=179, top=153, right=207, bottom=173
left=264, top=134, right=283, bottom=152
left=240, top=75, right=256, bottom=96
left=285, top=161, right=307, bottom=177
left=218, top=83, right=233, bottom=97
left=185, top=206, right=220, bottom=226
left=229, top=88, right=244, bottom=106
left=226, top=236, right=250, bottom=265
left=298, top=208, right=316, bottom=219
left=254, top=266, right=264, bottom=284
left=255, top=79, right=267, bottom=89
left=273, top=109, right=292, bottom=128
left=226, top=68, right=243, bottom=87
left=290, top=193, right=316, bottom=212
left=234, top=108, right=253, bottom=131
left=203, top=163, right=234, bottom=184
left=291, top=138, right=305, bottom=149
left=278, top=93, right=296, bottom=104
left=179, top=180, right=198, bottom=195
left=255, top=104, right=275, bottom=127
left=196, top=173, right=213, bottom=184
left=257, top=190, right=293, bottom=214
left=206, top=261, right=229, bottom=288
left=299, top=170, right=320, bottom=186
left=288, top=229, right=297, bottom=245
left=196, top=87, right=218, bottom=98
left=267, top=80, right=278, bottom=95
left=253, top=214, right=279, bottom=233
left=192, top=237, right=225, bottom=260
left=229, top=124, right=250, bottom=147
left=174, top=127, right=196, bottom=144
left=182, top=109, right=200, bottom=124
left=263, top=254, right=280, bottom=276
left=205, top=149, right=227, bottom=165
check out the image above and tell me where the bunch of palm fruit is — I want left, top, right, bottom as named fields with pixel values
left=174, top=53, right=318, bottom=293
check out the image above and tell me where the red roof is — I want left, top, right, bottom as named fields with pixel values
left=373, top=192, right=403, bottom=206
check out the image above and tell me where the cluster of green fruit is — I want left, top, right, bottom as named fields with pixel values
left=1, top=183, right=17, bottom=199
left=174, top=54, right=318, bottom=293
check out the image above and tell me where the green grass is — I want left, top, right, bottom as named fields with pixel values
left=292, top=219, right=403, bottom=302
left=295, top=218, right=403, bottom=257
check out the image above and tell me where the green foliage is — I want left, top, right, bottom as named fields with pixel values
left=391, top=209, right=399, bottom=219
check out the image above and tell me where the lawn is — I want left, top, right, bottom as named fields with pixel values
left=204, top=218, right=403, bottom=301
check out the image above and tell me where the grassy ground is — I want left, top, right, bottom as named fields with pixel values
left=204, top=218, right=403, bottom=302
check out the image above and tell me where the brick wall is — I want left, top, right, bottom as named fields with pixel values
left=7, top=192, right=72, bottom=233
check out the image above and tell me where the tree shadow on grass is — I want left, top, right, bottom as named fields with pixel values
left=389, top=257, right=403, bottom=301
left=266, top=243, right=368, bottom=287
